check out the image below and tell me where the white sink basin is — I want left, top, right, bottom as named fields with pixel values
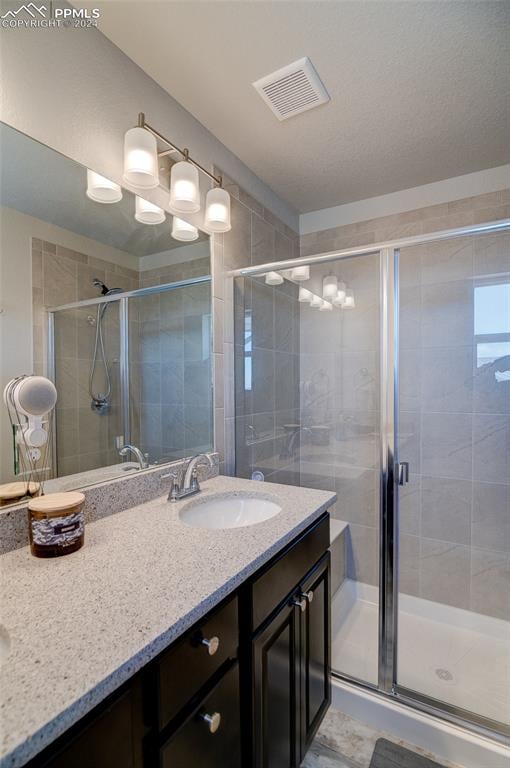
left=179, top=494, right=281, bottom=530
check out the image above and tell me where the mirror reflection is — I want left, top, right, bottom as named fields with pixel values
left=0, top=123, right=212, bottom=507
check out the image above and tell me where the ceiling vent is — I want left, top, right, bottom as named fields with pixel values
left=253, top=57, right=330, bottom=121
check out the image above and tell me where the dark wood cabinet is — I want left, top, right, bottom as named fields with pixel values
left=251, top=537, right=331, bottom=768
left=26, top=513, right=331, bottom=768
left=159, top=664, right=241, bottom=768
left=300, top=553, right=331, bottom=755
left=252, top=602, right=300, bottom=768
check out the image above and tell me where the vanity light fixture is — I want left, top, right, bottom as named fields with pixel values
left=172, top=216, right=199, bottom=242
left=265, top=271, right=284, bottom=286
left=125, top=113, right=231, bottom=231
left=322, top=274, right=338, bottom=299
left=123, top=126, right=159, bottom=189
left=343, top=289, right=355, bottom=308
left=204, top=187, right=231, bottom=233
left=319, top=299, right=333, bottom=311
left=86, top=170, right=123, bottom=204
left=298, top=287, right=312, bottom=303
left=310, top=294, right=323, bottom=308
left=135, top=196, right=166, bottom=225
left=169, top=156, right=200, bottom=214
left=291, top=265, right=310, bottom=281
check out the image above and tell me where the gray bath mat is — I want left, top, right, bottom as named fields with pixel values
left=370, top=738, right=446, bottom=768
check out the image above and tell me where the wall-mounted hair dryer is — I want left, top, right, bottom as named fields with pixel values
left=3, top=375, right=58, bottom=455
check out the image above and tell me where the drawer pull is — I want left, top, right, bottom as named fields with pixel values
left=201, top=711, right=221, bottom=733
left=293, top=597, right=307, bottom=613
left=200, top=636, right=220, bottom=655
left=301, top=590, right=314, bottom=604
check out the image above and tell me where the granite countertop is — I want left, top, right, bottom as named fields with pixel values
left=0, top=475, right=335, bottom=768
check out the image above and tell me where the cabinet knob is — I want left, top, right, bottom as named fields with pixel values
left=301, top=590, right=314, bottom=604
left=201, top=711, right=221, bottom=733
left=293, top=597, right=307, bottom=613
left=201, top=636, right=220, bottom=656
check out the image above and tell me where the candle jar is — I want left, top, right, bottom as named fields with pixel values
left=28, top=492, right=85, bottom=558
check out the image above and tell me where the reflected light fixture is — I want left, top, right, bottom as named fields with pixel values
left=172, top=216, right=199, bottom=242
left=86, top=170, right=122, bottom=204
left=291, top=265, right=310, bottom=281
left=323, top=275, right=338, bottom=299
left=319, top=299, right=333, bottom=311
left=298, top=287, right=312, bottom=303
left=204, top=186, right=231, bottom=233
left=265, top=271, right=284, bottom=286
left=123, top=125, right=159, bottom=189
left=310, top=294, right=322, bottom=308
left=343, top=289, right=355, bottom=308
left=135, top=196, right=165, bottom=225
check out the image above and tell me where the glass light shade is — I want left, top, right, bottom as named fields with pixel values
left=310, top=294, right=322, bottom=308
left=343, top=289, right=355, bottom=308
left=265, top=271, right=284, bottom=286
left=291, top=265, right=310, bottom=281
left=298, top=287, right=312, bottom=303
left=123, top=127, right=159, bottom=189
left=135, top=196, right=165, bottom=225
left=337, top=281, right=346, bottom=302
left=319, top=300, right=333, bottom=311
left=204, top=187, right=231, bottom=232
left=171, top=216, right=199, bottom=242
left=86, top=170, right=122, bottom=204
left=332, top=289, right=345, bottom=306
left=323, top=275, right=338, bottom=298
left=169, top=160, right=200, bottom=214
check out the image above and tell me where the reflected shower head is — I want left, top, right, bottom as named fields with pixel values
left=92, top=278, right=122, bottom=296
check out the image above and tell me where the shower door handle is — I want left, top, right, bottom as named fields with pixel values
left=397, top=462, right=409, bottom=486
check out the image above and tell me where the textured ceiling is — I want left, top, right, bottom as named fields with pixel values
left=82, top=0, right=510, bottom=213
left=0, top=124, right=208, bottom=257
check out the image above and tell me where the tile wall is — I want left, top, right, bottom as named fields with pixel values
left=211, top=168, right=300, bottom=476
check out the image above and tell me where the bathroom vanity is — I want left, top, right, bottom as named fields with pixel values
left=0, top=476, right=335, bottom=768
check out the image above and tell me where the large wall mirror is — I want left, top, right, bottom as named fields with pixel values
left=0, top=122, right=213, bottom=508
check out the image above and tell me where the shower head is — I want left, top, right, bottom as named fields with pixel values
left=92, top=278, right=123, bottom=296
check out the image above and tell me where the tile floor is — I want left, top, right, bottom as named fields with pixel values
left=305, top=708, right=461, bottom=768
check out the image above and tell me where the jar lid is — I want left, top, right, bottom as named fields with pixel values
left=28, top=491, right=85, bottom=512
left=0, top=482, right=40, bottom=500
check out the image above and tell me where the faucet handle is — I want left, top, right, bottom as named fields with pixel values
left=160, top=471, right=181, bottom=502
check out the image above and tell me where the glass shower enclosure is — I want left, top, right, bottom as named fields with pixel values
left=232, top=222, right=510, bottom=741
left=48, top=276, right=213, bottom=479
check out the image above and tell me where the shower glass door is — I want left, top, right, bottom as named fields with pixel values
left=233, top=251, right=382, bottom=686
left=52, top=300, right=122, bottom=477
left=396, top=230, right=510, bottom=729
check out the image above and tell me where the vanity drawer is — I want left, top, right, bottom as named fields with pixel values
left=251, top=513, right=329, bottom=631
left=159, top=663, right=241, bottom=768
left=156, top=595, right=238, bottom=730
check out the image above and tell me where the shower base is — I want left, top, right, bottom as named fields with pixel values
left=332, top=579, right=510, bottom=729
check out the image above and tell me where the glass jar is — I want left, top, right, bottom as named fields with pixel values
left=28, top=491, right=85, bottom=558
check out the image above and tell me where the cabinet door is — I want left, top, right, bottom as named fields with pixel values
left=300, top=552, right=331, bottom=757
left=252, top=602, right=300, bottom=768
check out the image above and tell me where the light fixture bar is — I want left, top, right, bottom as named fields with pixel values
left=138, top=112, right=223, bottom=188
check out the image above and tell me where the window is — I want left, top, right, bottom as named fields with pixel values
left=474, top=281, right=510, bottom=371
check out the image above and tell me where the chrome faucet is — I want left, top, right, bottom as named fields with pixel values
left=163, top=453, right=214, bottom=502
left=117, top=442, right=149, bottom=470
